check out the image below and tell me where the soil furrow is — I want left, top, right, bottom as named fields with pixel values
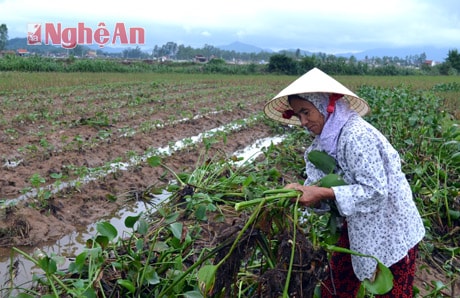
left=1, top=110, right=276, bottom=247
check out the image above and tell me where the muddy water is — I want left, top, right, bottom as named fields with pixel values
left=0, top=135, right=284, bottom=290
left=0, top=195, right=165, bottom=288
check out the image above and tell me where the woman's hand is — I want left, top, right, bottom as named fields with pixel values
left=285, top=183, right=335, bottom=207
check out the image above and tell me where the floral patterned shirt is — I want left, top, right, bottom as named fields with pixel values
left=303, top=114, right=425, bottom=281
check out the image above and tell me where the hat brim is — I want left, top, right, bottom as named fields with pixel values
left=264, top=68, right=370, bottom=126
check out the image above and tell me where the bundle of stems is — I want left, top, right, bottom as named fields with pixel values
left=234, top=188, right=301, bottom=211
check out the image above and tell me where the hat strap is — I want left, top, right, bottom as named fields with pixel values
left=327, top=93, right=343, bottom=114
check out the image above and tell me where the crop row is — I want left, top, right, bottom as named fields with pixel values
left=0, top=75, right=291, bottom=200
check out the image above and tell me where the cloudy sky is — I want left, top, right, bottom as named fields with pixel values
left=1, top=0, right=459, bottom=53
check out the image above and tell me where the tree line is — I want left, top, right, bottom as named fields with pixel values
left=267, top=50, right=460, bottom=76
left=1, top=23, right=459, bottom=76
left=99, top=42, right=460, bottom=76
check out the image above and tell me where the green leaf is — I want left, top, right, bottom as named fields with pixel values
left=449, top=209, right=460, bottom=220
left=431, top=280, right=447, bottom=291
left=307, top=150, right=337, bottom=174
left=197, top=264, right=217, bottom=294
left=94, top=235, right=109, bottom=248
left=183, top=290, right=205, bottom=298
left=125, top=213, right=141, bottom=228
left=194, top=204, right=207, bottom=221
left=317, top=173, right=347, bottom=187
left=72, top=279, right=85, bottom=289
left=136, top=238, right=144, bottom=251
left=96, top=221, right=118, bottom=241
left=148, top=186, right=164, bottom=195
left=443, top=140, right=459, bottom=147
left=167, top=184, right=181, bottom=192
left=147, top=156, right=162, bottom=167
left=117, top=279, right=136, bottom=293
left=404, top=139, right=414, bottom=145
left=144, top=265, right=160, bottom=285
left=30, top=173, right=46, bottom=187
left=177, top=172, right=190, bottom=183
left=243, top=174, right=254, bottom=187
left=174, top=255, right=183, bottom=270
left=324, top=244, right=394, bottom=294
left=13, top=294, right=35, bottom=298
left=50, top=172, right=63, bottom=179
left=105, top=193, right=117, bottom=202
left=408, top=115, right=418, bottom=126
left=451, top=152, right=460, bottom=165
left=169, top=237, right=182, bottom=249
left=82, top=288, right=97, bottom=298
left=154, top=241, right=169, bottom=252
left=137, top=218, right=149, bottom=235
left=207, top=202, right=217, bottom=212
left=37, top=256, right=57, bottom=274
left=164, top=211, right=180, bottom=224
left=47, top=257, right=57, bottom=274
left=267, top=167, right=282, bottom=180
left=169, top=222, right=183, bottom=240
left=356, top=284, right=366, bottom=298
left=68, top=251, right=86, bottom=273
left=361, top=262, right=394, bottom=294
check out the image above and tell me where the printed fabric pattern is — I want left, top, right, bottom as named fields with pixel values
left=303, top=114, right=425, bottom=280
left=320, top=222, right=418, bottom=297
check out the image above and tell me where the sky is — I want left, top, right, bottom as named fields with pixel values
left=1, top=0, right=459, bottom=54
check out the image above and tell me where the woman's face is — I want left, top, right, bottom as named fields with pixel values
left=289, top=96, right=326, bottom=135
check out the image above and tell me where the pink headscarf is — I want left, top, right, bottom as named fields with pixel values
left=298, top=93, right=357, bottom=158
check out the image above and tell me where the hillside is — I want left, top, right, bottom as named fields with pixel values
left=6, top=37, right=65, bottom=54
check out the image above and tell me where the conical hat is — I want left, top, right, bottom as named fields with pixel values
left=264, top=67, right=370, bottom=125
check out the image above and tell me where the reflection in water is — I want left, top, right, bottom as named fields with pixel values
left=0, top=194, right=167, bottom=290
left=0, top=135, right=284, bottom=290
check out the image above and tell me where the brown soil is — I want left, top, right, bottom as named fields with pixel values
left=0, top=111, right=270, bottom=245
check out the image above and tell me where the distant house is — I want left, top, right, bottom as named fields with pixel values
left=16, top=49, right=30, bottom=56
left=194, top=55, right=207, bottom=63
left=0, top=50, right=15, bottom=57
left=424, top=60, right=436, bottom=67
left=86, top=50, right=97, bottom=58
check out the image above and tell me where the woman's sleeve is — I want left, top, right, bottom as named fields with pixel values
left=333, top=130, right=389, bottom=217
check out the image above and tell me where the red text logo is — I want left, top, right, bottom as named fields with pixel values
left=27, top=22, right=145, bottom=49
left=27, top=23, right=42, bottom=45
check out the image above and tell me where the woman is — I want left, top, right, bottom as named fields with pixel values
left=263, top=68, right=425, bottom=297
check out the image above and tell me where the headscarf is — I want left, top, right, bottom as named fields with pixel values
left=298, top=92, right=357, bottom=158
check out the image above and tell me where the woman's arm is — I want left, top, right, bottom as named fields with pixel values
left=285, top=183, right=335, bottom=207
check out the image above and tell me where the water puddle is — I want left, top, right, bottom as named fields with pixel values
left=0, top=133, right=285, bottom=289
left=0, top=194, right=166, bottom=288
